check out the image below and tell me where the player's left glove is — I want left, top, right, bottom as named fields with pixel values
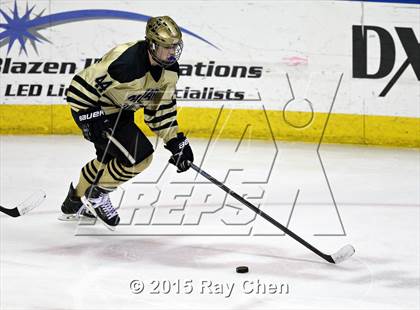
left=76, top=107, right=112, bottom=143
left=164, top=132, right=194, bottom=173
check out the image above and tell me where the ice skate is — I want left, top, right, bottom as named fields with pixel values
left=81, top=185, right=120, bottom=230
left=58, top=183, right=95, bottom=221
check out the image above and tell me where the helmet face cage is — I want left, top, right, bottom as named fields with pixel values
left=148, top=39, right=183, bottom=67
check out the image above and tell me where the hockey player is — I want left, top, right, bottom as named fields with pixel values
left=60, top=16, right=194, bottom=229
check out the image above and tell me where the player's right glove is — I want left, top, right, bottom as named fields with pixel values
left=76, top=108, right=112, bottom=143
left=164, top=132, right=194, bottom=173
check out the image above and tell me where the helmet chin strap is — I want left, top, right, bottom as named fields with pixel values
left=151, top=52, right=170, bottom=68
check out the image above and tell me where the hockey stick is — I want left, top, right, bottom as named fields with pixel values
left=0, top=190, right=46, bottom=218
left=189, top=162, right=355, bottom=264
left=105, top=132, right=136, bottom=165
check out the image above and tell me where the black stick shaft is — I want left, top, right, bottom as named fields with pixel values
left=189, top=163, right=334, bottom=263
left=0, top=205, right=20, bottom=217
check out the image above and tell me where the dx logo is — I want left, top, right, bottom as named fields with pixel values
left=352, top=25, right=419, bottom=97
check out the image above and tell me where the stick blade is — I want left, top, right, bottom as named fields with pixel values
left=331, top=244, right=355, bottom=264
left=17, top=189, right=47, bottom=216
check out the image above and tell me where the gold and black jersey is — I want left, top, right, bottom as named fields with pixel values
left=67, top=40, right=179, bottom=142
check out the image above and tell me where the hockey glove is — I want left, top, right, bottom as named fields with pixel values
left=164, top=132, right=194, bottom=173
left=76, top=108, right=112, bottom=143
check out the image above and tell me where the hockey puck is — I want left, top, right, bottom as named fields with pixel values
left=236, top=266, right=249, bottom=273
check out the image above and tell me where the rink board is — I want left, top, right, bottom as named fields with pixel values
left=0, top=104, right=418, bottom=147
left=0, top=0, right=419, bottom=147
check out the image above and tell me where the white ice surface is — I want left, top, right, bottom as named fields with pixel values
left=0, top=135, right=419, bottom=310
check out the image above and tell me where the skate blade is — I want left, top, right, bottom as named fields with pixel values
left=58, top=213, right=96, bottom=223
left=81, top=196, right=116, bottom=231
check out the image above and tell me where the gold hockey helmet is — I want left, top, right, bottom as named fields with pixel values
left=145, top=16, right=183, bottom=67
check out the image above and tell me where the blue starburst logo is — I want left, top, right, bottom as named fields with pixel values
left=0, top=1, right=218, bottom=55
